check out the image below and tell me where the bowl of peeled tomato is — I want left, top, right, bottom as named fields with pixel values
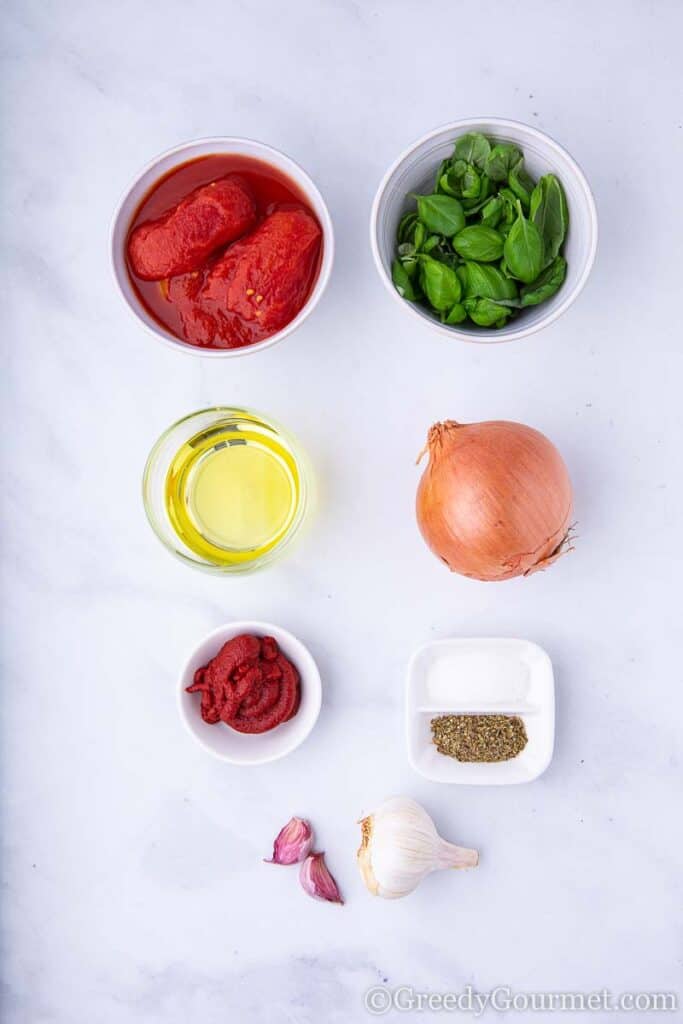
left=111, top=137, right=334, bottom=356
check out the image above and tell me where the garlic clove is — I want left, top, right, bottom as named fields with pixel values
left=299, top=852, right=344, bottom=904
left=357, top=796, right=479, bottom=900
left=265, top=816, right=313, bottom=865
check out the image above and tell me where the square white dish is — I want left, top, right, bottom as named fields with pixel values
left=406, top=638, right=555, bottom=785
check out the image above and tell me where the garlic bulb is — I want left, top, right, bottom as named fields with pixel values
left=357, top=796, right=478, bottom=899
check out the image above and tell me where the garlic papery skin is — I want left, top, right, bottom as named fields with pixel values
left=357, top=797, right=478, bottom=900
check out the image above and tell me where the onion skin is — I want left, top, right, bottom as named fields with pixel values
left=416, top=420, right=573, bottom=582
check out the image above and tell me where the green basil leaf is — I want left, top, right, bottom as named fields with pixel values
left=443, top=302, right=467, bottom=325
left=397, top=212, right=418, bottom=244
left=460, top=164, right=481, bottom=199
left=392, top=258, right=420, bottom=300
left=519, top=256, right=567, bottom=307
left=440, top=162, right=481, bottom=201
left=508, top=159, right=535, bottom=210
left=453, top=132, right=491, bottom=171
left=463, top=174, right=493, bottom=214
left=415, top=194, right=466, bottom=236
left=439, top=172, right=458, bottom=197
left=413, top=220, right=426, bottom=251
left=464, top=297, right=513, bottom=327
left=462, top=261, right=519, bottom=302
left=480, top=195, right=504, bottom=229
left=397, top=242, right=415, bottom=258
left=432, top=251, right=460, bottom=270
left=452, top=225, right=504, bottom=262
left=484, top=143, right=522, bottom=182
left=503, top=201, right=544, bottom=283
left=418, top=255, right=462, bottom=311
left=499, top=187, right=518, bottom=222
left=530, top=174, right=569, bottom=266
left=434, top=158, right=451, bottom=193
left=422, top=234, right=441, bottom=254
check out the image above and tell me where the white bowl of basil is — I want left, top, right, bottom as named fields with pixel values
left=370, top=117, right=597, bottom=343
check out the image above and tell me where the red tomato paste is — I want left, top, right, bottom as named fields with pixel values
left=187, top=634, right=301, bottom=733
left=126, top=155, right=323, bottom=349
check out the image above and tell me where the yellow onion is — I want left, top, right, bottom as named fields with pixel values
left=416, top=420, right=573, bottom=581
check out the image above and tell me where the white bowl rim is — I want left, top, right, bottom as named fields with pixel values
left=369, top=116, right=598, bottom=345
left=177, top=620, right=322, bottom=763
left=110, top=136, right=335, bottom=358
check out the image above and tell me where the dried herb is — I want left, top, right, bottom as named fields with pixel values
left=431, top=714, right=527, bottom=762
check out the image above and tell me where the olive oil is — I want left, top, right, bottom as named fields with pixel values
left=164, top=413, right=303, bottom=567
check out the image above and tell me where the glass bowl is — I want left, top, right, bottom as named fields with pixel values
left=142, top=407, right=311, bottom=574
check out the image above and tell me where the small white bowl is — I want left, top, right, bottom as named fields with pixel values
left=178, top=621, right=322, bottom=764
left=111, top=137, right=334, bottom=357
left=370, top=117, right=598, bottom=344
left=406, top=637, right=555, bottom=784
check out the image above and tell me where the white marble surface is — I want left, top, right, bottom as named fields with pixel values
left=2, top=1, right=682, bottom=1021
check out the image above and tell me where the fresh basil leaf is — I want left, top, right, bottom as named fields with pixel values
left=443, top=302, right=467, bottom=325
left=462, top=261, right=518, bottom=302
left=439, top=172, right=458, bottom=196
left=519, top=256, right=567, bottom=307
left=499, top=187, right=518, bottom=222
left=480, top=195, right=504, bottom=229
left=418, top=255, right=462, bottom=311
left=499, top=256, right=514, bottom=278
left=459, top=164, right=481, bottom=199
left=503, top=201, right=544, bottom=283
left=452, top=225, right=504, bottom=262
left=413, top=220, right=426, bottom=251
left=422, top=234, right=441, bottom=254
left=484, top=143, right=522, bottom=182
left=453, top=132, right=491, bottom=171
left=432, top=251, right=460, bottom=270
left=463, top=174, right=492, bottom=214
left=415, top=194, right=466, bottom=236
left=530, top=174, right=569, bottom=266
left=434, top=158, right=451, bottom=193
left=397, top=212, right=418, bottom=244
left=397, top=242, right=415, bottom=258
left=464, top=297, right=513, bottom=327
left=440, top=161, right=481, bottom=200
left=392, top=258, right=420, bottom=300
left=508, top=159, right=535, bottom=210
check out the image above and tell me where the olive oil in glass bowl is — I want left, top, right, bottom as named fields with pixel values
left=143, top=408, right=311, bottom=574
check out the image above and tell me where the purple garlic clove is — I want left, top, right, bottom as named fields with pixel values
left=299, top=852, right=344, bottom=904
left=265, top=817, right=313, bottom=865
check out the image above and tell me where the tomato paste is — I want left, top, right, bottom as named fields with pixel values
left=126, top=154, right=323, bottom=349
left=187, top=634, right=301, bottom=733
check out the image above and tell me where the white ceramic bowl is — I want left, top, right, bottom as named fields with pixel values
left=406, top=637, right=555, bottom=784
left=111, top=137, right=334, bottom=357
left=178, top=621, right=322, bottom=764
left=370, top=117, right=598, bottom=344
